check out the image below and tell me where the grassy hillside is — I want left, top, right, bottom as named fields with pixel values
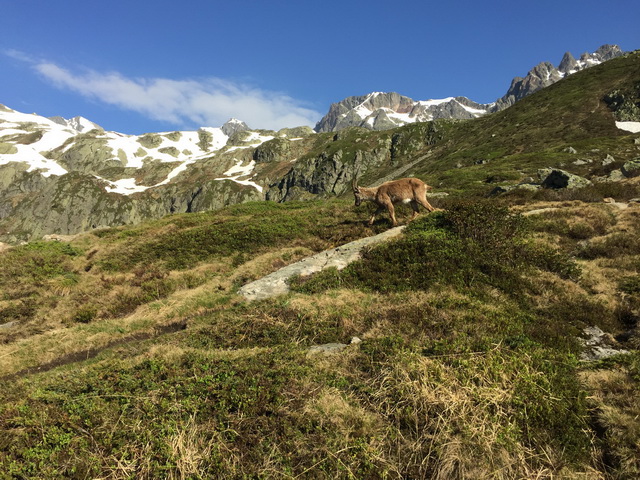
left=415, top=51, right=640, bottom=194
left=1, top=196, right=639, bottom=478
left=1, top=51, right=640, bottom=479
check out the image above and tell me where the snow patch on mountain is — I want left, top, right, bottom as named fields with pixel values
left=214, top=159, right=263, bottom=193
left=0, top=103, right=272, bottom=195
left=616, top=122, right=640, bottom=133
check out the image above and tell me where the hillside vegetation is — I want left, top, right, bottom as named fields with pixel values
left=1, top=52, right=640, bottom=478
left=1, top=196, right=639, bottom=478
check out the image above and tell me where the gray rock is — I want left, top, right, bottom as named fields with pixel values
left=538, top=168, right=592, bottom=189
left=253, top=137, right=291, bottom=163
left=602, top=154, right=615, bottom=166
left=221, top=118, right=250, bottom=137
left=621, top=158, right=640, bottom=177
left=307, top=343, right=348, bottom=356
left=238, top=226, right=406, bottom=301
left=580, top=326, right=629, bottom=362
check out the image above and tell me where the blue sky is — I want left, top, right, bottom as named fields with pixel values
left=2, top=0, right=638, bottom=134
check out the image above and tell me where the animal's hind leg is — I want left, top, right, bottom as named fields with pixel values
left=410, top=200, right=420, bottom=221
left=386, top=202, right=398, bottom=226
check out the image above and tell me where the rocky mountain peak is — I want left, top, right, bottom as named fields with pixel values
left=558, top=52, right=578, bottom=73
left=221, top=118, right=250, bottom=136
left=494, top=44, right=625, bottom=110
left=48, top=115, right=102, bottom=133
left=316, top=45, right=626, bottom=132
left=315, top=92, right=492, bottom=132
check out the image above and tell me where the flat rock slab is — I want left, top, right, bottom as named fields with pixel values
left=238, top=226, right=406, bottom=301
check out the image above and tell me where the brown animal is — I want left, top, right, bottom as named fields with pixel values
left=352, top=177, right=436, bottom=226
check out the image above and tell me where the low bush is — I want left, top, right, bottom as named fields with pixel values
left=292, top=200, right=580, bottom=295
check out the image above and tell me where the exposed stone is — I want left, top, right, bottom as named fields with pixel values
left=621, top=158, right=640, bottom=177
left=253, top=137, right=291, bottom=163
left=307, top=343, right=348, bottom=356
left=602, top=154, right=615, bottom=166
left=238, top=226, right=407, bottom=301
left=580, top=326, right=630, bottom=362
left=538, top=168, right=592, bottom=189
left=221, top=118, right=250, bottom=137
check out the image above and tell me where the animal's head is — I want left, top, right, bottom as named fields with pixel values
left=352, top=178, right=362, bottom=206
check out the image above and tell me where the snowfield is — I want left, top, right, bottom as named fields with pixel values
left=0, top=105, right=269, bottom=195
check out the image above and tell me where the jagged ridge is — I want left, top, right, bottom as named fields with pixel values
left=315, top=44, right=625, bottom=132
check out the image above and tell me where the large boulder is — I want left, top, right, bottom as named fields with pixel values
left=538, top=168, right=592, bottom=189
left=621, top=158, right=640, bottom=178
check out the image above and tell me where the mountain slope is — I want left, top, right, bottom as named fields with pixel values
left=1, top=197, right=639, bottom=478
left=0, top=104, right=313, bottom=242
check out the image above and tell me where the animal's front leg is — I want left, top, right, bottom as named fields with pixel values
left=369, top=206, right=385, bottom=225
left=386, top=204, right=397, bottom=226
left=369, top=205, right=386, bottom=225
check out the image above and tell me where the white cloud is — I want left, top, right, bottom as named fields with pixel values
left=12, top=53, right=321, bottom=130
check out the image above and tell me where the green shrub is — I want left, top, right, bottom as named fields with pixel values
left=0, top=241, right=81, bottom=293
left=293, top=200, right=579, bottom=295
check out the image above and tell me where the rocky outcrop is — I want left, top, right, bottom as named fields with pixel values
left=538, top=168, right=592, bottom=189
left=490, top=168, right=593, bottom=196
left=621, top=158, right=640, bottom=178
left=221, top=118, right=250, bottom=137
left=238, top=225, right=406, bottom=301
left=0, top=173, right=263, bottom=243
left=253, top=137, right=292, bottom=163
left=266, top=129, right=395, bottom=202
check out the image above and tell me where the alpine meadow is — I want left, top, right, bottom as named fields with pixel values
left=1, top=46, right=640, bottom=479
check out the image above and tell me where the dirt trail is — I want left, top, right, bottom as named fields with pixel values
left=0, top=320, right=187, bottom=381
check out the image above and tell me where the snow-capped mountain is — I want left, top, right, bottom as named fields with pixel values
left=314, top=92, right=492, bottom=132
left=48, top=115, right=103, bottom=133
left=0, top=104, right=272, bottom=195
left=315, top=44, right=625, bottom=132
left=0, top=102, right=319, bottom=242
left=494, top=44, right=624, bottom=109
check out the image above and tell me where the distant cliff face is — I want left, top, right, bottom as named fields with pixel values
left=314, top=45, right=625, bottom=132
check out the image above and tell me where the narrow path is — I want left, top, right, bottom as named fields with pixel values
left=238, top=226, right=406, bottom=301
